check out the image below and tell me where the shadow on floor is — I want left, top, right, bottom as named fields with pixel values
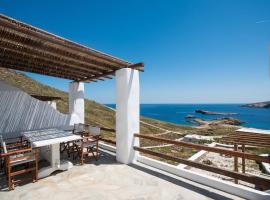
left=129, top=163, right=237, bottom=200
left=0, top=151, right=118, bottom=191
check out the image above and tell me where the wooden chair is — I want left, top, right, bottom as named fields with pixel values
left=0, top=135, right=30, bottom=170
left=73, top=123, right=88, bottom=136
left=72, top=126, right=100, bottom=165
left=60, top=123, right=86, bottom=156
left=0, top=135, right=39, bottom=190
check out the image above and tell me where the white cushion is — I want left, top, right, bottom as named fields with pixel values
left=74, top=140, right=96, bottom=148
left=10, top=153, right=35, bottom=166
left=88, top=126, right=100, bottom=136
left=0, top=135, right=7, bottom=154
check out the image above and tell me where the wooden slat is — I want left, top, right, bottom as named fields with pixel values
left=220, top=138, right=270, bottom=148
left=134, top=134, right=270, bottom=163
left=10, top=167, right=35, bottom=176
left=0, top=14, right=147, bottom=82
left=0, top=14, right=131, bottom=68
left=0, top=30, right=113, bottom=73
left=134, top=147, right=270, bottom=187
left=0, top=42, right=102, bottom=77
left=0, top=147, right=32, bottom=157
left=10, top=154, right=34, bottom=162
left=222, top=134, right=270, bottom=140
left=0, top=61, right=82, bottom=80
left=225, top=133, right=270, bottom=138
left=0, top=55, right=87, bottom=80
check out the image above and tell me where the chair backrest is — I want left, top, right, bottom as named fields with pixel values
left=88, top=126, right=101, bottom=136
left=0, top=135, right=7, bottom=154
left=73, top=123, right=85, bottom=134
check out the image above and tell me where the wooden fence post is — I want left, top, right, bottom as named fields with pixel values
left=234, top=144, right=238, bottom=184
left=242, top=144, right=245, bottom=173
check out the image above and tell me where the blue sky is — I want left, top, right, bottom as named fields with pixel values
left=1, top=0, right=270, bottom=104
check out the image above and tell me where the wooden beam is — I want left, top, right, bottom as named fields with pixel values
left=78, top=62, right=144, bottom=82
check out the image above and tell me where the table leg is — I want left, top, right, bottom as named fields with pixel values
left=38, top=143, right=73, bottom=179
left=51, top=143, right=60, bottom=168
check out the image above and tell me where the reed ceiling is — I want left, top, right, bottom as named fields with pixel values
left=0, top=14, right=143, bottom=82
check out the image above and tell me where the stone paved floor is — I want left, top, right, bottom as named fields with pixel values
left=0, top=152, right=243, bottom=200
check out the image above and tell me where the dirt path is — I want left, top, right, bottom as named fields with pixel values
left=140, top=120, right=184, bottom=135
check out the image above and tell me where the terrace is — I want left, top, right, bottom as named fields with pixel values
left=1, top=151, right=243, bottom=200
left=0, top=14, right=270, bottom=200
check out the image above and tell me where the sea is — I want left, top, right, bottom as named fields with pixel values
left=106, top=104, right=270, bottom=130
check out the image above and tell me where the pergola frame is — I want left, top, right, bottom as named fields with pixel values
left=0, top=14, right=144, bottom=82
left=0, top=14, right=142, bottom=165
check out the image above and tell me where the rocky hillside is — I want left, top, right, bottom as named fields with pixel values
left=242, top=101, right=270, bottom=108
left=0, top=67, right=189, bottom=140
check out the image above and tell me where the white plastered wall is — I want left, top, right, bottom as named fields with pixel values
left=0, top=81, right=71, bottom=139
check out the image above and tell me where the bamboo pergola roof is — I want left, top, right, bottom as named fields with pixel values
left=220, top=128, right=270, bottom=148
left=0, top=14, right=144, bottom=82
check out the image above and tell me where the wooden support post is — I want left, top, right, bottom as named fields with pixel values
left=242, top=144, right=245, bottom=173
left=234, top=144, right=238, bottom=184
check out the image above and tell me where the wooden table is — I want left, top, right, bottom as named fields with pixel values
left=22, top=128, right=81, bottom=179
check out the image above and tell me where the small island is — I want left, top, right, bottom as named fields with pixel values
left=242, top=101, right=270, bottom=108
left=187, top=117, right=243, bottom=128
left=195, top=109, right=237, bottom=115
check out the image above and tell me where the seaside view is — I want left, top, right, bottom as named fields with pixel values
left=107, top=104, right=270, bottom=130
left=1, top=1, right=270, bottom=199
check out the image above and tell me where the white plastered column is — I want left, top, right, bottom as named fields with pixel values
left=47, top=101, right=57, bottom=110
left=69, top=82, right=85, bottom=125
left=116, top=68, right=140, bottom=164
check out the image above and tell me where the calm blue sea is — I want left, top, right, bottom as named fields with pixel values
left=106, top=104, right=270, bottom=130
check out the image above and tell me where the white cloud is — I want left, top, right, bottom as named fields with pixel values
left=256, top=19, right=270, bottom=24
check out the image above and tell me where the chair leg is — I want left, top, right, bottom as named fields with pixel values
left=80, top=148, right=84, bottom=165
left=8, top=165, right=13, bottom=191
left=88, top=147, right=98, bottom=161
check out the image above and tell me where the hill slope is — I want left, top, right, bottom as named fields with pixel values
left=0, top=68, right=191, bottom=141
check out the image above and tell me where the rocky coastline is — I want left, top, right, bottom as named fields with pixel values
left=242, top=101, right=270, bottom=108
left=187, top=117, right=243, bottom=129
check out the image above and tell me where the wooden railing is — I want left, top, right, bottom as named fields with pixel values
left=134, top=133, right=270, bottom=189
left=99, top=138, right=116, bottom=145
